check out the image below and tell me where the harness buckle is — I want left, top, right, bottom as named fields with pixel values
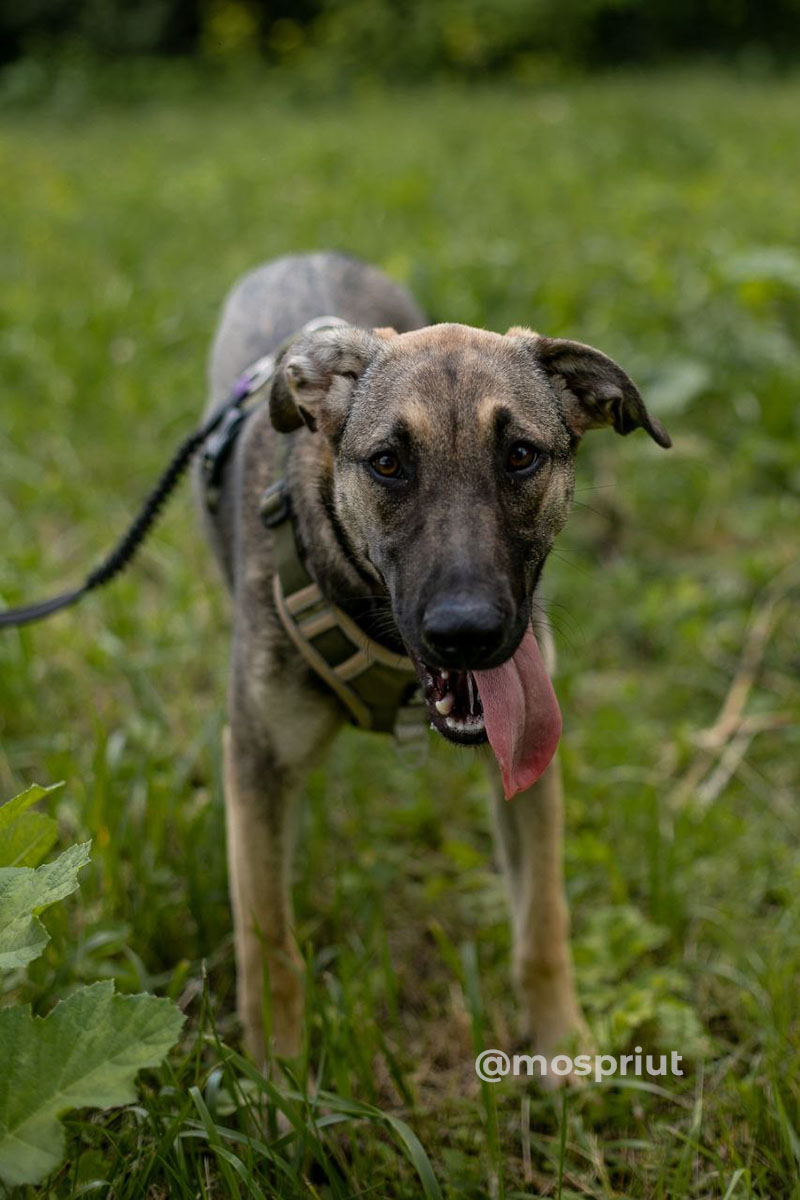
left=233, top=353, right=277, bottom=401
left=260, top=480, right=291, bottom=528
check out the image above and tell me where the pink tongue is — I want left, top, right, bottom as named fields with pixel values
left=473, top=628, right=562, bottom=800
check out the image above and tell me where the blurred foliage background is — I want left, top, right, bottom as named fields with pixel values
left=2, top=0, right=800, bottom=87
left=1, top=0, right=799, bottom=1195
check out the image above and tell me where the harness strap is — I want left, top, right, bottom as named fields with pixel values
left=265, top=495, right=420, bottom=734
left=272, top=576, right=372, bottom=728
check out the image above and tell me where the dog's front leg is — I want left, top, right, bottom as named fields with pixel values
left=223, top=723, right=303, bottom=1064
left=223, top=678, right=338, bottom=1067
left=488, top=754, right=587, bottom=1063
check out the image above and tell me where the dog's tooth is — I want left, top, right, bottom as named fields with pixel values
left=467, top=672, right=476, bottom=713
left=435, top=694, right=454, bottom=716
left=441, top=669, right=449, bottom=681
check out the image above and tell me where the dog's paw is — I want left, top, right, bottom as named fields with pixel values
left=515, top=965, right=594, bottom=1089
left=511, top=1021, right=594, bottom=1090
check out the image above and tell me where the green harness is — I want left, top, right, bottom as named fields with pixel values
left=261, top=479, right=425, bottom=742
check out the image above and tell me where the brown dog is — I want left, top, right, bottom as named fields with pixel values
left=197, top=251, right=670, bottom=1068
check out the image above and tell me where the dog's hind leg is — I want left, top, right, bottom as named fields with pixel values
left=488, top=752, right=588, bottom=1067
left=223, top=673, right=339, bottom=1067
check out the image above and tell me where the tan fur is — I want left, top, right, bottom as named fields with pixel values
left=485, top=621, right=589, bottom=1071
left=475, top=395, right=505, bottom=427
left=224, top=725, right=303, bottom=1062
left=395, top=397, right=435, bottom=432
left=489, top=756, right=588, bottom=1067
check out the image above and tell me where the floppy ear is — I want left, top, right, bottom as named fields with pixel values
left=269, top=325, right=385, bottom=437
left=507, top=327, right=671, bottom=448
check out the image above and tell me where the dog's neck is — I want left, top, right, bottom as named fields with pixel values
left=285, top=433, right=407, bottom=657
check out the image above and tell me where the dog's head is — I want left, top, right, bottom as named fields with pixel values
left=270, top=322, right=670, bottom=795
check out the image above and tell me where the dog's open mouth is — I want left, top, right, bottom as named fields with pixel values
left=410, top=627, right=564, bottom=799
left=422, top=666, right=488, bottom=745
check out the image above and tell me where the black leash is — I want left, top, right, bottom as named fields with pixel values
left=0, top=354, right=277, bottom=630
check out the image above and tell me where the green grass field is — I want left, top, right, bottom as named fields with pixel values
left=1, top=67, right=799, bottom=1198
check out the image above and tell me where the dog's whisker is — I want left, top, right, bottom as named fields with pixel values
left=571, top=500, right=621, bottom=518
left=546, top=549, right=593, bottom=577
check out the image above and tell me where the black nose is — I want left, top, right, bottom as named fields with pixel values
left=421, top=595, right=507, bottom=668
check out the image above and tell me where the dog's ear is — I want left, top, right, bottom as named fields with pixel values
left=270, top=325, right=384, bottom=437
left=507, top=327, right=671, bottom=448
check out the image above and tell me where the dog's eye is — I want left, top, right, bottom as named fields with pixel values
left=370, top=451, right=403, bottom=480
left=506, top=442, right=540, bottom=474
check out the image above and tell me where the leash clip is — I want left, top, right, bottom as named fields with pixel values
left=233, top=353, right=277, bottom=401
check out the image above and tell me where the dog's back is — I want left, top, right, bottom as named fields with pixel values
left=207, top=251, right=426, bottom=403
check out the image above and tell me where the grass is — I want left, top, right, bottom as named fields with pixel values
left=1, top=63, right=800, bottom=1197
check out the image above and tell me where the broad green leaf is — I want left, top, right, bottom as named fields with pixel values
left=0, top=841, right=91, bottom=970
left=0, top=784, right=62, bottom=869
left=0, top=812, right=58, bottom=872
left=0, top=980, right=184, bottom=1186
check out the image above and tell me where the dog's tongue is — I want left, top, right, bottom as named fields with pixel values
left=473, top=628, right=562, bottom=800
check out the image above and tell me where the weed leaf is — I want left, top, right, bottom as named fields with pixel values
left=0, top=980, right=184, bottom=1186
left=0, top=784, right=62, bottom=869
left=0, top=841, right=91, bottom=970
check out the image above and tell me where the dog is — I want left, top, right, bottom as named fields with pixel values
left=196, top=251, right=670, bottom=1069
